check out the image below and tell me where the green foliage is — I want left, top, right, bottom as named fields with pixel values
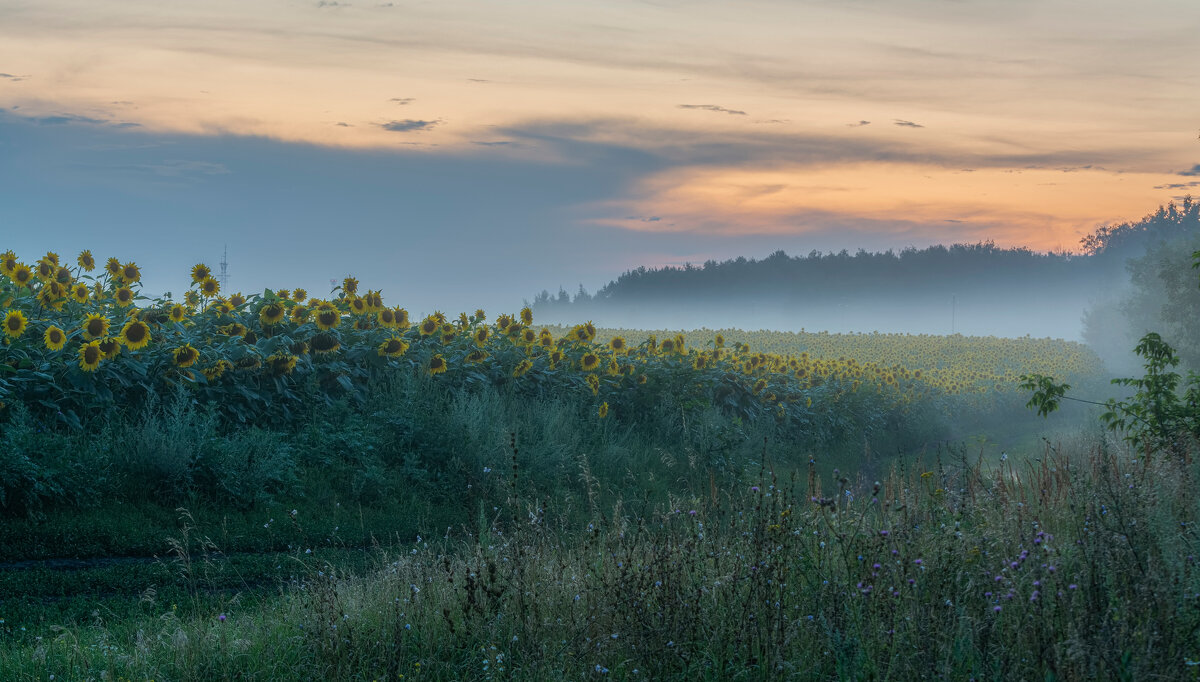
left=1019, top=373, right=1071, bottom=417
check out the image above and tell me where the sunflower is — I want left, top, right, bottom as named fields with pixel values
left=35, top=260, right=55, bottom=281
left=77, top=250, right=95, bottom=271
left=714, top=334, right=725, bottom=349
left=292, top=288, right=307, bottom=301
left=549, top=349, right=564, bottom=366
left=0, top=250, right=16, bottom=277
left=191, top=264, right=211, bottom=283
left=78, top=341, right=103, bottom=372
left=512, top=358, right=533, bottom=378
left=199, top=277, right=220, bottom=297
left=440, top=328, right=456, bottom=344
left=580, top=352, right=600, bottom=372
left=342, top=276, right=359, bottom=295
left=169, top=304, right=188, bottom=323
left=310, top=332, right=340, bottom=354
left=72, top=283, right=89, bottom=303
left=472, top=327, right=490, bottom=346
left=583, top=321, right=597, bottom=341
left=466, top=349, right=489, bottom=363
left=495, top=315, right=513, bottom=332
left=228, top=292, right=247, bottom=308
left=43, top=251, right=59, bottom=266
left=235, top=355, right=262, bottom=371
left=378, top=337, right=409, bottom=358
left=204, top=359, right=233, bottom=381
left=608, top=337, right=627, bottom=354
left=291, top=305, right=311, bottom=324
left=219, top=323, right=246, bottom=337
left=692, top=355, right=709, bottom=370
left=348, top=297, right=367, bottom=315
left=314, top=305, right=340, bottom=331
left=520, top=307, right=533, bottom=326
left=660, top=339, right=676, bottom=354
left=366, top=291, right=383, bottom=312
left=43, top=325, right=66, bottom=351
left=3, top=309, right=28, bottom=338
left=242, top=330, right=258, bottom=345
left=184, top=290, right=200, bottom=306
left=585, top=373, right=600, bottom=395
left=52, top=267, right=72, bottom=287
left=11, top=264, right=33, bottom=288
left=290, top=340, right=309, bottom=356
left=378, top=308, right=396, bottom=328
left=119, top=319, right=152, bottom=350
left=752, top=378, right=768, bottom=394
left=638, top=374, right=648, bottom=385
left=207, top=298, right=232, bottom=315
left=97, top=337, right=121, bottom=359
left=606, top=357, right=621, bottom=376
left=172, top=344, right=200, bottom=368
left=356, top=319, right=375, bottom=331
left=259, top=302, right=286, bottom=326
left=427, top=354, right=447, bottom=375
left=474, top=309, right=486, bottom=322
left=597, top=402, right=609, bottom=419
left=275, top=289, right=291, bottom=300
left=418, top=316, right=439, bottom=336
left=111, top=287, right=134, bottom=307
left=267, top=352, right=297, bottom=375
left=104, top=257, right=122, bottom=277
left=118, top=262, right=140, bottom=285
left=521, top=328, right=537, bottom=345
left=394, top=308, right=410, bottom=330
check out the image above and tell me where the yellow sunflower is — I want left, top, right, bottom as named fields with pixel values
left=83, top=312, right=112, bottom=341
left=378, top=308, right=396, bottom=328
left=228, top=292, right=247, bottom=308
left=119, top=319, right=152, bottom=350
left=521, top=328, right=537, bottom=345
left=314, top=305, right=340, bottom=330
left=608, top=337, right=627, bottom=354
left=105, top=257, right=122, bottom=277
left=191, top=263, right=211, bottom=283
left=348, top=297, right=367, bottom=315
left=172, top=344, right=199, bottom=368
left=97, top=338, right=121, bottom=359
left=512, top=359, right=533, bottom=378
left=259, top=302, right=286, bottom=326
left=77, top=250, right=96, bottom=271
left=394, top=308, right=410, bottom=330
left=291, top=305, right=311, bottom=324
left=119, top=262, right=141, bottom=285
left=199, top=276, right=220, bottom=297
left=204, top=358, right=233, bottom=381
left=0, top=250, right=16, bottom=277
left=267, top=352, right=297, bottom=375
left=428, top=354, right=447, bottom=376
left=43, top=325, right=67, bottom=351
left=419, top=316, right=439, bottom=336
left=113, top=287, right=134, bottom=307
left=78, top=340, right=103, bottom=372
left=54, top=266, right=72, bottom=286
left=378, top=337, right=409, bottom=358
left=38, top=288, right=66, bottom=311
left=585, top=373, right=600, bottom=395
left=466, top=349, right=489, bottom=363
left=473, top=327, right=490, bottom=346
left=310, top=332, right=340, bottom=354
left=580, top=352, right=601, bottom=372
left=71, top=283, right=89, bottom=304
left=3, top=309, right=28, bottom=338
left=35, top=260, right=55, bottom=281
left=169, top=304, right=188, bottom=323
left=289, top=340, right=309, bottom=356
left=275, top=289, right=291, bottom=300
left=219, top=323, right=246, bottom=338
left=598, top=402, right=609, bottom=419
left=292, top=288, right=308, bottom=301
left=184, top=290, right=200, bottom=306
left=342, top=276, right=358, bottom=295
left=43, top=251, right=59, bottom=266
left=495, top=314, right=513, bottom=332
left=10, top=264, right=33, bottom=288
left=520, top=307, right=533, bottom=326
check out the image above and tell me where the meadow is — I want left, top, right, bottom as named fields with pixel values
left=0, top=250, right=1194, bottom=680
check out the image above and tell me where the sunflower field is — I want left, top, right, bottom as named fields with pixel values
left=0, top=249, right=1100, bottom=444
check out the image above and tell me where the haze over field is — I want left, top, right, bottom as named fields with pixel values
left=1, top=0, right=1198, bottom=325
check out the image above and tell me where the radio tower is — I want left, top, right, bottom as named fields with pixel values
left=219, top=245, right=229, bottom=292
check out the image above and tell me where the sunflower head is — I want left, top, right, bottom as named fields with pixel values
left=113, top=287, right=135, bottom=307
left=585, top=373, right=600, bottom=395
left=82, top=313, right=110, bottom=340
left=184, top=290, right=200, bottom=306
left=512, top=359, right=533, bottom=378
left=291, top=305, right=311, bottom=324
left=342, top=276, right=359, bottom=295
left=119, top=262, right=141, bottom=285
left=98, top=337, right=121, bottom=359
left=72, top=283, right=89, bottom=304
left=289, top=340, right=309, bottom=356
left=172, top=344, right=200, bottom=368
left=267, top=352, right=297, bottom=375
left=43, top=251, right=59, bottom=266
left=378, top=337, right=409, bottom=358
left=310, top=332, right=340, bottom=354
left=314, top=304, right=340, bottom=331
left=660, top=339, right=676, bottom=354
left=228, top=292, right=247, bottom=308
left=43, top=325, right=67, bottom=351
left=714, top=334, right=725, bottom=349
left=78, top=341, right=104, bottom=372
left=77, top=250, right=95, bottom=271
left=427, top=354, right=447, bottom=375
left=419, top=316, right=439, bottom=336
left=466, top=349, right=489, bottom=363
left=3, top=309, right=28, bottom=338
left=292, top=288, right=307, bottom=302
left=119, top=319, right=152, bottom=350
left=474, top=309, right=486, bottom=322
left=105, top=257, right=122, bottom=277
left=169, top=304, right=188, bottom=323
left=520, top=307, right=533, bottom=326
left=378, top=308, right=396, bottom=328
left=394, top=308, right=410, bottom=330
left=473, top=327, right=490, bottom=346
left=36, top=260, right=55, bottom=281
left=608, top=337, right=627, bottom=354
left=580, top=352, right=600, bottom=372
left=495, top=314, right=513, bottom=332
left=549, top=349, right=564, bottom=366
left=521, top=328, right=537, bottom=345
left=275, top=289, right=291, bottom=300
left=54, top=266, right=73, bottom=286
left=598, top=402, right=609, bottom=419
left=348, top=297, right=367, bottom=315
left=0, top=250, right=17, bottom=276
left=11, top=264, right=33, bottom=288
left=259, top=302, right=286, bottom=326
left=235, top=355, right=262, bottom=371
left=199, top=277, right=220, bottom=297
left=191, top=263, right=211, bottom=283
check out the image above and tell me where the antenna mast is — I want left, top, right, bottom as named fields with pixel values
left=219, top=245, right=229, bottom=292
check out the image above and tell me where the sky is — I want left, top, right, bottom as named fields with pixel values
left=1, top=0, right=1199, bottom=314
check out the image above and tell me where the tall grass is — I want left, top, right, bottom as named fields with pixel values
left=2, top=431, right=1196, bottom=680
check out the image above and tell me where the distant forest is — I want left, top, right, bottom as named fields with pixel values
left=530, top=198, right=1199, bottom=347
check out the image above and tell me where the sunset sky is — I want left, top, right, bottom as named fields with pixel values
left=2, top=0, right=1198, bottom=312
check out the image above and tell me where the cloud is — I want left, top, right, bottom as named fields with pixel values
left=32, top=114, right=110, bottom=125
left=1153, top=181, right=1200, bottom=190
left=1179, top=164, right=1200, bottom=176
left=847, top=120, right=871, bottom=127
left=678, top=104, right=747, bottom=116
left=472, top=140, right=512, bottom=146
left=0, top=72, right=28, bottom=82
left=316, top=1, right=349, bottom=7
left=389, top=97, right=415, bottom=105
left=379, top=119, right=439, bottom=132
left=335, top=122, right=353, bottom=127
left=467, top=78, right=491, bottom=83
left=893, top=119, right=924, bottom=128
